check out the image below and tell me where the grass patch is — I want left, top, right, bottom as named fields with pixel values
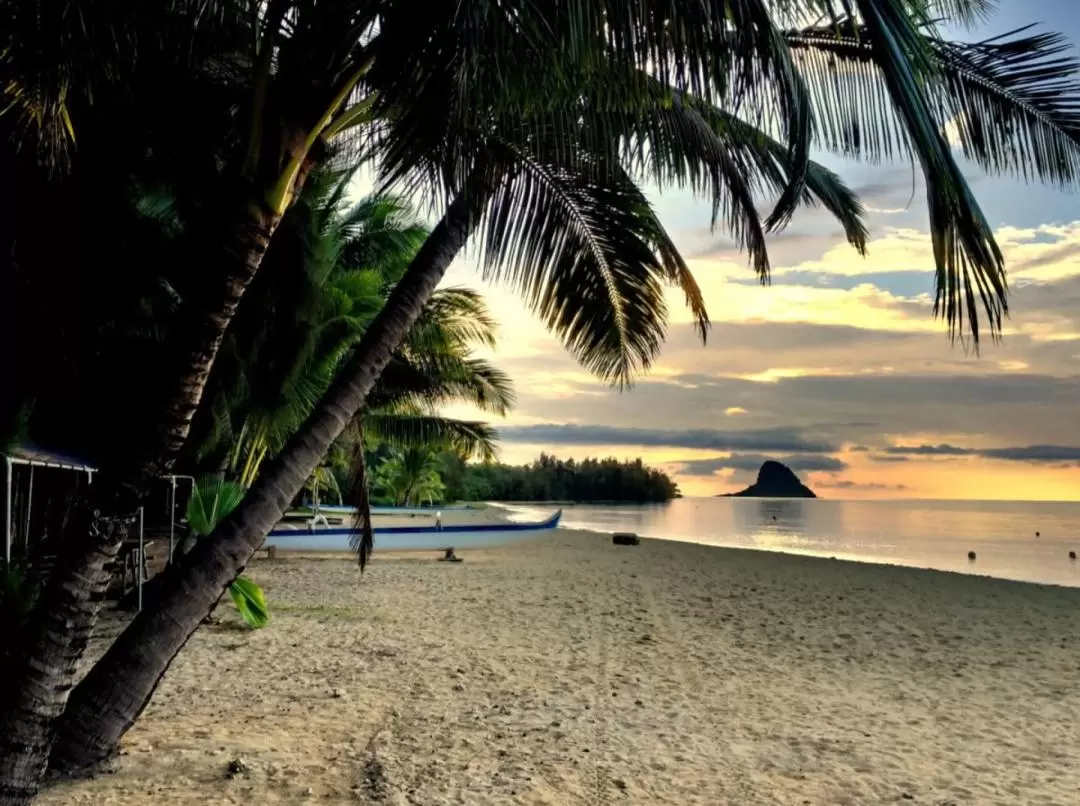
left=271, top=602, right=370, bottom=621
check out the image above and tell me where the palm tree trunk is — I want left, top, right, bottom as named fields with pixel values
left=48, top=186, right=480, bottom=775
left=149, top=204, right=281, bottom=470
left=0, top=509, right=128, bottom=806
left=350, top=419, right=376, bottom=569
left=0, top=203, right=280, bottom=805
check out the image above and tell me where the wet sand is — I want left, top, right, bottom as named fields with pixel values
left=41, top=531, right=1080, bottom=805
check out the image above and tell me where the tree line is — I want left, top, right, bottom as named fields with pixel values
left=2, top=1, right=1079, bottom=803
left=440, top=453, right=679, bottom=503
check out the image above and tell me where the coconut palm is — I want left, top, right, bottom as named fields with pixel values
left=22, top=0, right=1080, bottom=793
left=5, top=3, right=832, bottom=786
left=174, top=171, right=512, bottom=563
left=371, top=447, right=446, bottom=506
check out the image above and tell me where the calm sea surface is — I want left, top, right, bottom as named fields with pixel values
left=504, top=498, right=1080, bottom=588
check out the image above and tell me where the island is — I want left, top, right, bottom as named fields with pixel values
left=718, top=460, right=817, bottom=498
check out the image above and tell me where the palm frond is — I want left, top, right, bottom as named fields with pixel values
left=405, top=286, right=500, bottom=353
left=363, top=412, right=500, bottom=462
left=372, top=354, right=515, bottom=416
left=187, top=476, right=248, bottom=537
left=786, top=21, right=1080, bottom=186
left=228, top=576, right=270, bottom=629
left=689, top=99, right=871, bottom=252
left=619, top=88, right=773, bottom=282
left=932, top=27, right=1080, bottom=186
left=348, top=432, right=374, bottom=569
left=928, top=0, right=996, bottom=26
left=785, top=1, right=1008, bottom=344
left=478, top=142, right=700, bottom=386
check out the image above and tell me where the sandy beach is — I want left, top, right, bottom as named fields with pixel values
left=40, top=529, right=1080, bottom=805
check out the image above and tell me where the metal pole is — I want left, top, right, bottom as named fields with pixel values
left=169, top=477, right=176, bottom=564
left=137, top=506, right=144, bottom=613
left=23, top=465, right=34, bottom=548
left=4, top=457, right=11, bottom=564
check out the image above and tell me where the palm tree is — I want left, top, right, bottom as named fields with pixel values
left=11, top=0, right=1080, bottom=795
left=45, top=177, right=514, bottom=773
left=3, top=3, right=830, bottom=788
left=371, top=447, right=446, bottom=506
left=1, top=7, right=397, bottom=791
left=202, top=175, right=512, bottom=494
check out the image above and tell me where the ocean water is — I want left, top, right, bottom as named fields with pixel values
left=504, top=497, right=1080, bottom=588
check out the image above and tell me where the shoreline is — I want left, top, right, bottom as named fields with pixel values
left=40, top=529, right=1080, bottom=805
left=566, top=529, right=1080, bottom=591
left=271, top=504, right=1080, bottom=590
left=278, top=529, right=1080, bottom=592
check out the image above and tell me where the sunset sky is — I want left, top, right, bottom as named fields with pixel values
left=384, top=3, right=1080, bottom=501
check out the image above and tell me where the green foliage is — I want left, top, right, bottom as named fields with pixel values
left=186, top=477, right=248, bottom=538
left=227, top=577, right=270, bottom=630
left=8, top=3, right=1080, bottom=477
left=453, top=454, right=678, bottom=504
left=189, top=172, right=512, bottom=489
left=186, top=477, right=268, bottom=629
left=372, top=447, right=446, bottom=506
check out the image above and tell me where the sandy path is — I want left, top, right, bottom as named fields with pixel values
left=39, top=531, right=1080, bottom=805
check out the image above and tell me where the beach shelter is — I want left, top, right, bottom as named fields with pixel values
left=2, top=444, right=193, bottom=610
left=2, top=443, right=95, bottom=564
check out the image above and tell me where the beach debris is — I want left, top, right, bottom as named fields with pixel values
left=612, top=532, right=640, bottom=546
left=1070, top=551, right=1077, bottom=560
left=439, top=547, right=463, bottom=563
left=613, top=778, right=628, bottom=791
left=1036, top=531, right=1041, bottom=537
left=226, top=757, right=249, bottom=778
left=967, top=551, right=977, bottom=561
left=332, top=687, right=347, bottom=699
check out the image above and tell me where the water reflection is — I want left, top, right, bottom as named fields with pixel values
left=548, top=497, right=1080, bottom=587
left=755, top=499, right=806, bottom=528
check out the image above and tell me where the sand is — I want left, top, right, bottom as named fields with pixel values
left=39, top=530, right=1080, bottom=805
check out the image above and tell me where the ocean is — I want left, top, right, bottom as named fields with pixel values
left=504, top=497, right=1080, bottom=588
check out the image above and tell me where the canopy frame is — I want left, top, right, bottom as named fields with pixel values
left=4, top=453, right=94, bottom=564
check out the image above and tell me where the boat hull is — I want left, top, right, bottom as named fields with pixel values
left=265, top=510, right=561, bottom=551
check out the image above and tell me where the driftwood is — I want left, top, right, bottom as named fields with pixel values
left=612, top=533, right=640, bottom=546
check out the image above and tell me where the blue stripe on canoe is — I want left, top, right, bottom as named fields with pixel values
left=268, top=509, right=561, bottom=538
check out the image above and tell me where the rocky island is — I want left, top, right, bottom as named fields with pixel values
left=720, top=460, right=817, bottom=498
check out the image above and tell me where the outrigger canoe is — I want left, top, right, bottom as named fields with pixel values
left=266, top=509, right=562, bottom=551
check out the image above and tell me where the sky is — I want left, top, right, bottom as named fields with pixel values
left=370, top=3, right=1080, bottom=501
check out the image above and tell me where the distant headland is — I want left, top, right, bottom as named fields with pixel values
left=718, top=460, right=817, bottom=498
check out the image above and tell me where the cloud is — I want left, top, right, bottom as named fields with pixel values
left=728, top=270, right=933, bottom=298
left=499, top=367, right=1080, bottom=451
left=1016, top=241, right=1080, bottom=271
left=675, top=453, right=848, bottom=476
left=497, top=424, right=840, bottom=453
left=882, top=444, right=973, bottom=457
left=818, top=480, right=909, bottom=491
left=438, top=212, right=1080, bottom=499
left=882, top=443, right=1080, bottom=464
